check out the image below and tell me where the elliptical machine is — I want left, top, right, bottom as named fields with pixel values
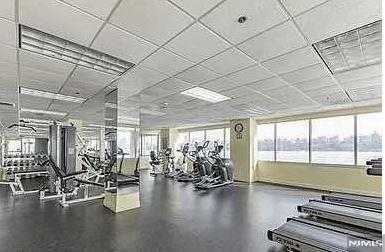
left=163, top=148, right=179, bottom=178
left=183, top=141, right=213, bottom=184
left=149, top=150, right=163, bottom=176
left=194, top=141, right=234, bottom=190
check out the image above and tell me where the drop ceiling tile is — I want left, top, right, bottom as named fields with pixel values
left=20, top=0, right=103, bottom=46
left=262, top=46, right=321, bottom=74
left=70, top=66, right=116, bottom=86
left=164, top=23, right=231, bottom=63
left=19, top=50, right=75, bottom=76
left=20, top=96, right=52, bottom=110
left=111, top=0, right=193, bottom=45
left=295, top=0, right=382, bottom=43
left=49, top=99, right=80, bottom=112
left=310, top=91, right=350, bottom=105
left=93, top=24, right=157, bottom=63
left=0, top=43, right=17, bottom=64
left=20, top=67, right=69, bottom=92
left=263, top=85, right=303, bottom=99
left=169, top=0, right=222, bottom=18
left=62, top=0, right=119, bottom=20
left=142, top=78, right=192, bottom=98
left=201, top=48, right=255, bottom=75
left=181, top=99, right=211, bottom=109
left=246, top=77, right=287, bottom=92
left=175, top=65, right=220, bottom=84
left=0, top=1, right=14, bottom=21
left=115, top=66, right=168, bottom=95
left=226, top=64, right=273, bottom=85
left=60, top=83, right=102, bottom=98
left=221, top=86, right=253, bottom=98
left=0, top=18, right=16, bottom=47
left=334, top=64, right=382, bottom=83
left=281, top=0, right=328, bottom=17
left=141, top=48, right=194, bottom=76
left=348, top=84, right=382, bottom=102
left=200, top=77, right=239, bottom=92
left=303, top=84, right=342, bottom=97
left=201, top=0, right=288, bottom=44
left=280, top=63, right=330, bottom=84
left=340, top=75, right=381, bottom=90
left=238, top=21, right=307, bottom=61
left=292, top=76, right=337, bottom=92
left=156, top=93, right=194, bottom=106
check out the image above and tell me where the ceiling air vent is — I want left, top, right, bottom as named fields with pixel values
left=313, top=20, right=381, bottom=74
left=19, top=25, right=135, bottom=76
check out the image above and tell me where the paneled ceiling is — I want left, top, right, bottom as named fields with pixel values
left=0, top=0, right=382, bottom=131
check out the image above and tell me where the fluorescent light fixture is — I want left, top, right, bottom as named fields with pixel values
left=21, top=108, right=67, bottom=117
left=20, top=87, right=86, bottom=103
left=180, top=87, right=231, bottom=103
left=19, top=25, right=135, bottom=76
left=313, top=20, right=381, bottom=74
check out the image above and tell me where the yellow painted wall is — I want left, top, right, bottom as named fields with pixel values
left=229, top=118, right=257, bottom=182
left=257, top=161, right=381, bottom=196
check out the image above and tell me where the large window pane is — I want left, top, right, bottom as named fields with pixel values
left=224, top=128, right=230, bottom=158
left=141, top=134, right=158, bottom=156
left=312, top=116, right=354, bottom=165
left=189, top=131, right=205, bottom=148
left=357, top=113, right=382, bottom=165
left=206, top=129, right=225, bottom=157
left=257, top=124, right=274, bottom=161
left=277, top=120, right=309, bottom=162
left=176, top=132, right=189, bottom=151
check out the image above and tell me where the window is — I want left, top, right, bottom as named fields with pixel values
left=357, top=113, right=382, bottom=165
left=206, top=129, right=225, bottom=157
left=117, top=128, right=139, bottom=158
left=225, top=128, right=230, bottom=158
left=312, top=116, right=354, bottom=165
left=21, top=138, right=35, bottom=154
left=140, top=134, right=158, bottom=156
left=176, top=132, right=189, bottom=151
left=189, top=131, right=205, bottom=149
left=277, top=120, right=309, bottom=162
left=257, top=124, right=275, bottom=161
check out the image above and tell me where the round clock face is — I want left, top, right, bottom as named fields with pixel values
left=234, top=123, right=244, bottom=133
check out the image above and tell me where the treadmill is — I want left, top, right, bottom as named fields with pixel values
left=268, top=217, right=382, bottom=252
left=366, top=159, right=382, bottom=176
left=322, top=193, right=381, bottom=210
left=298, top=200, right=382, bottom=232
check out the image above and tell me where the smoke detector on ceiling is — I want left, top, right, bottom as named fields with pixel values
left=238, top=16, right=247, bottom=23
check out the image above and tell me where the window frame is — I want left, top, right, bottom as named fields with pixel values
left=256, top=112, right=382, bottom=166
left=140, top=134, right=159, bottom=156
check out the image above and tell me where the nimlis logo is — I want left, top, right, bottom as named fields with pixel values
left=348, top=240, right=382, bottom=247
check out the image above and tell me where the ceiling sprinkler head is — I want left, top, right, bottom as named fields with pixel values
left=160, top=102, right=168, bottom=108
left=238, top=16, right=247, bottom=24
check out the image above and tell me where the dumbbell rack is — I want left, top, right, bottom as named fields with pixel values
left=2, top=154, right=48, bottom=175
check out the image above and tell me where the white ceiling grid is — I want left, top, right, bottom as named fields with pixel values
left=0, top=0, right=382, bottom=130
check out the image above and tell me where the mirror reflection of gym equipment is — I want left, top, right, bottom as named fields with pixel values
left=0, top=1, right=383, bottom=251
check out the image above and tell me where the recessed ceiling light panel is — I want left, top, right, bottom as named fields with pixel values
left=181, top=87, right=231, bottom=103
left=20, top=87, right=86, bottom=103
left=19, top=25, right=135, bottom=76
left=313, top=20, right=381, bottom=74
